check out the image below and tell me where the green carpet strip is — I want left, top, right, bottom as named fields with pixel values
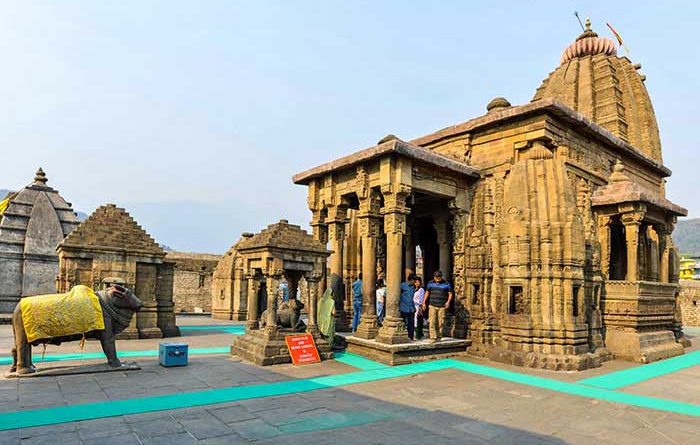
left=0, top=347, right=230, bottom=366
left=446, top=360, right=700, bottom=417
left=1, top=358, right=699, bottom=431
left=333, top=351, right=389, bottom=370
left=577, top=350, right=700, bottom=389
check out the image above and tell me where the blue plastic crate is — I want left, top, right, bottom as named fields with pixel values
left=159, top=343, right=188, bottom=367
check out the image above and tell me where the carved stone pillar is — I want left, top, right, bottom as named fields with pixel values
left=656, top=224, right=671, bottom=283
left=375, top=187, right=410, bottom=344
left=597, top=215, right=611, bottom=279
left=404, top=228, right=416, bottom=279
left=310, top=210, right=328, bottom=294
left=304, top=271, right=322, bottom=335
left=265, top=269, right=284, bottom=331
left=435, top=214, right=452, bottom=280
left=355, top=214, right=381, bottom=339
left=327, top=205, right=350, bottom=331
left=245, top=271, right=260, bottom=331
left=622, top=211, right=644, bottom=282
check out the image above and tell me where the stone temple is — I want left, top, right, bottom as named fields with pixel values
left=56, top=204, right=180, bottom=339
left=0, top=168, right=80, bottom=315
left=292, top=21, right=688, bottom=369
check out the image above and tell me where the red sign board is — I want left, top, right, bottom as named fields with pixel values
left=285, top=333, right=321, bottom=365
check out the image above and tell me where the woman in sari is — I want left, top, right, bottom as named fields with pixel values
left=317, top=287, right=336, bottom=345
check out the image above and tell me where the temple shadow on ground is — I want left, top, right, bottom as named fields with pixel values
left=0, top=356, right=572, bottom=445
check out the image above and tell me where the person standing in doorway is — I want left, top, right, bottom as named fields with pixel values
left=351, top=273, right=363, bottom=332
left=399, top=274, right=416, bottom=340
left=413, top=276, right=425, bottom=340
left=376, top=279, right=386, bottom=325
left=422, top=270, right=453, bottom=343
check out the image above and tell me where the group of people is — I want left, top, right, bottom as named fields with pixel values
left=351, top=270, right=454, bottom=343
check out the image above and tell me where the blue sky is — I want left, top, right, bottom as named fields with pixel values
left=1, top=1, right=698, bottom=253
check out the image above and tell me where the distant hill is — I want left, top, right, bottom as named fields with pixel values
left=673, top=218, right=700, bottom=256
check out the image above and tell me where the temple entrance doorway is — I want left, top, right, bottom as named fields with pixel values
left=409, top=192, right=454, bottom=285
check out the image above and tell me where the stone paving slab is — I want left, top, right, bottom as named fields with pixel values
left=1, top=319, right=699, bottom=444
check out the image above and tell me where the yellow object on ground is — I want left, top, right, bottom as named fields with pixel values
left=20, top=285, right=105, bottom=343
left=0, top=197, right=9, bottom=216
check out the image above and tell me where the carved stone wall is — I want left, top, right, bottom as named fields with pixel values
left=679, top=280, right=700, bottom=326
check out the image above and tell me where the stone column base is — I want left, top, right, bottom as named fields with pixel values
left=231, top=327, right=333, bottom=366
left=335, top=309, right=351, bottom=332
left=605, top=330, right=685, bottom=363
left=354, top=314, right=379, bottom=339
left=375, top=316, right=409, bottom=344
left=211, top=310, right=234, bottom=320
left=115, top=328, right=139, bottom=340
left=137, top=327, right=163, bottom=339
left=233, top=310, right=248, bottom=322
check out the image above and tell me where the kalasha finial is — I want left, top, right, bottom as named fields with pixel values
left=34, top=167, right=47, bottom=184
left=585, top=17, right=592, bottom=31
left=609, top=159, right=629, bottom=183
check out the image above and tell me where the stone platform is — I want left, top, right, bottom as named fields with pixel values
left=343, top=335, right=470, bottom=365
left=605, top=329, right=685, bottom=363
left=231, top=327, right=333, bottom=366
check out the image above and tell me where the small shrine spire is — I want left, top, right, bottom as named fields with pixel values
left=34, top=167, right=48, bottom=185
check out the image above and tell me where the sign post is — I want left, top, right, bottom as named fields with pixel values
left=285, top=333, right=321, bottom=365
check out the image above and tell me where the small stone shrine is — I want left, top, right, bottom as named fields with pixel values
left=229, top=220, right=332, bottom=365
left=56, top=204, right=180, bottom=339
left=0, top=168, right=80, bottom=317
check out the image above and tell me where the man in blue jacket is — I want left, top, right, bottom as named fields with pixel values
left=399, top=274, right=416, bottom=340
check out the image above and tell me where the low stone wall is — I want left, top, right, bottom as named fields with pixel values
left=166, top=251, right=221, bottom=314
left=679, top=279, right=700, bottom=326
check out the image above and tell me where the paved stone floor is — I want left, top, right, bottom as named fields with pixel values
left=0, top=317, right=698, bottom=444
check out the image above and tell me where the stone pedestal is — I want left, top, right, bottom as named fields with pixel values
left=231, top=327, right=333, bottom=366
left=605, top=329, right=683, bottom=363
left=345, top=335, right=469, bottom=366
left=602, top=281, right=686, bottom=363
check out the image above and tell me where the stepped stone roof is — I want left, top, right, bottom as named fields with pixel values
left=592, top=161, right=687, bottom=216
left=293, top=137, right=479, bottom=184
left=532, top=20, right=662, bottom=163
left=236, top=219, right=328, bottom=254
left=59, top=204, right=164, bottom=256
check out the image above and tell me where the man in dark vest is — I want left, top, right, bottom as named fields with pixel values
left=422, top=270, right=453, bottom=343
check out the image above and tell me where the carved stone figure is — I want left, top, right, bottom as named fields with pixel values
left=9, top=284, right=143, bottom=375
left=260, top=298, right=305, bottom=331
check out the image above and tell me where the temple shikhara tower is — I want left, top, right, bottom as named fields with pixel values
left=0, top=169, right=80, bottom=315
left=293, top=20, right=688, bottom=368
